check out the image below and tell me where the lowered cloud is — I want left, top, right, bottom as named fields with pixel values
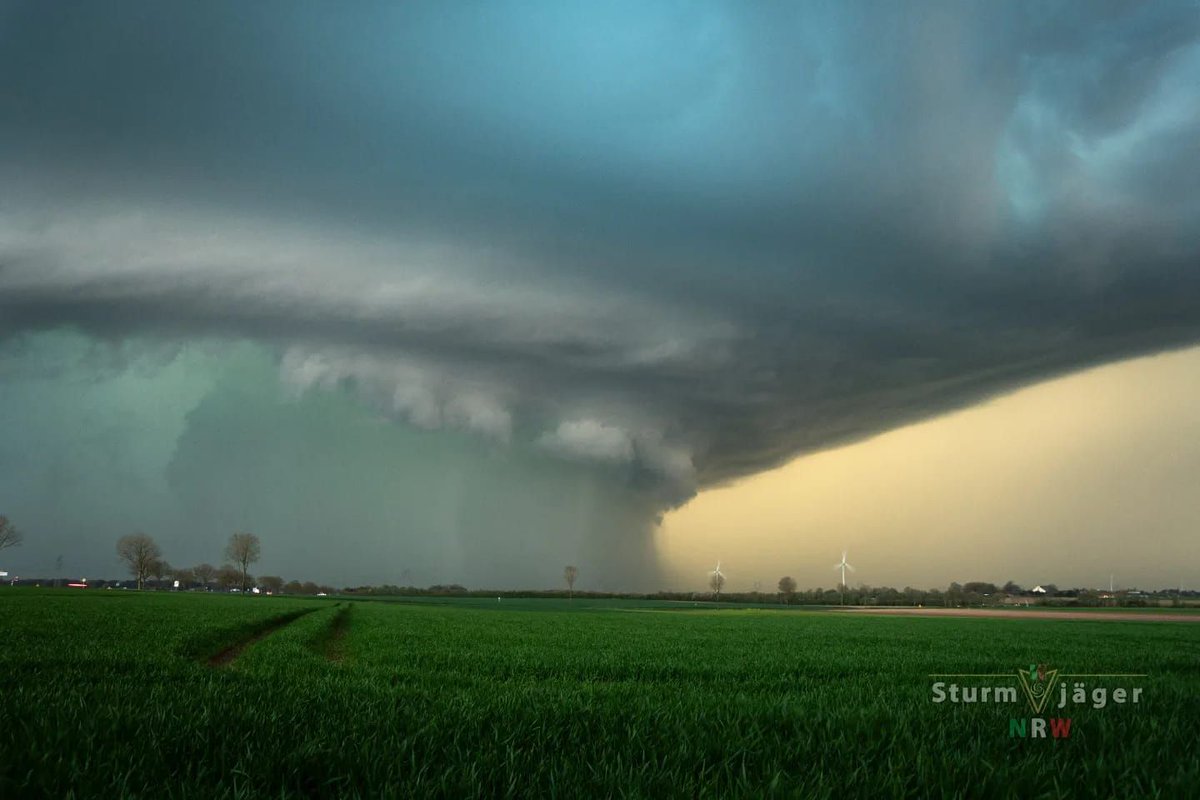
left=1, top=1, right=1199, bottom=584
left=540, top=420, right=637, bottom=464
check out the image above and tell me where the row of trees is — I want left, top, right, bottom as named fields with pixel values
left=116, top=531, right=261, bottom=591
left=395, top=567, right=1139, bottom=607
left=1, top=517, right=327, bottom=594
left=109, top=531, right=334, bottom=594
left=766, top=579, right=1143, bottom=607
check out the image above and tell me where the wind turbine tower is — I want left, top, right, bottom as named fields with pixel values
left=833, top=551, right=855, bottom=606
left=709, top=561, right=726, bottom=599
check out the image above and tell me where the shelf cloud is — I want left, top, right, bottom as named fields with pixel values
left=1, top=1, right=1198, bottom=584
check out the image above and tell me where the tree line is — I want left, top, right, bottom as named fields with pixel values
left=114, top=530, right=269, bottom=591
left=336, top=578, right=1190, bottom=608
left=108, top=530, right=337, bottom=594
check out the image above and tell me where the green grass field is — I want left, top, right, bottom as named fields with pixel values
left=1, top=589, right=1198, bottom=798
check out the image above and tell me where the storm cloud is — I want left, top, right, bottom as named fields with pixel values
left=2, top=2, right=1199, bottom=583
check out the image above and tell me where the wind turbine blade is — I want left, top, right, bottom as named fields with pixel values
left=846, top=564, right=855, bottom=572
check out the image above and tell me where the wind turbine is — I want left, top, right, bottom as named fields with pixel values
left=709, top=561, right=726, bottom=599
left=833, top=551, right=855, bottom=605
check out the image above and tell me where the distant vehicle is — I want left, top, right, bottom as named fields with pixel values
left=316, top=592, right=328, bottom=597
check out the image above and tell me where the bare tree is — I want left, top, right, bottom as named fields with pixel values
left=224, top=532, right=261, bottom=592
left=778, top=576, right=797, bottom=604
left=171, top=566, right=196, bottom=588
left=193, top=563, right=217, bottom=590
left=116, top=533, right=162, bottom=590
left=0, top=515, right=23, bottom=551
left=149, top=559, right=172, bottom=588
left=259, top=575, right=284, bottom=594
left=563, top=565, right=579, bottom=598
left=216, top=564, right=242, bottom=591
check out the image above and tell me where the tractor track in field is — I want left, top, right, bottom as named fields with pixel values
left=207, top=608, right=318, bottom=667
left=318, top=604, right=353, bottom=663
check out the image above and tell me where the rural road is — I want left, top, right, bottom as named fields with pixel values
left=833, top=607, right=1200, bottom=622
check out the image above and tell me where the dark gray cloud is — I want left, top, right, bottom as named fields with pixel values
left=3, top=0, right=1200, bottom=507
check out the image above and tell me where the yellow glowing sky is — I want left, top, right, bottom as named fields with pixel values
left=658, top=345, right=1200, bottom=593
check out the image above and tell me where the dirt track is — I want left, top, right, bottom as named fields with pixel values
left=834, top=607, right=1200, bottom=622
left=207, top=608, right=316, bottom=667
